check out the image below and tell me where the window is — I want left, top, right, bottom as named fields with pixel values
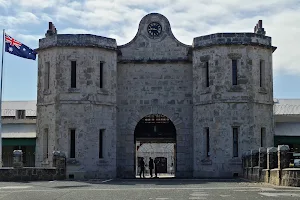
left=71, top=61, right=76, bottom=88
left=43, top=128, right=49, bottom=159
left=205, top=128, right=210, bottom=157
left=44, top=62, right=50, bottom=90
left=233, top=127, right=239, bottom=157
left=16, top=110, right=25, bottom=119
left=232, top=60, right=238, bottom=85
left=70, top=129, right=76, bottom=158
left=100, top=62, right=104, bottom=88
left=205, top=62, right=209, bottom=87
left=259, top=60, right=265, bottom=88
left=261, top=127, right=266, bottom=147
left=99, top=129, right=104, bottom=158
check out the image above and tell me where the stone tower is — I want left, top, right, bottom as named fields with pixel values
left=35, top=22, right=118, bottom=179
left=192, top=20, right=276, bottom=177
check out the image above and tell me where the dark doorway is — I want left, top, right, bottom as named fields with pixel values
left=134, top=114, right=176, bottom=178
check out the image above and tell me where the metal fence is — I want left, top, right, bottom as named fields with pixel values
left=2, top=152, right=36, bottom=167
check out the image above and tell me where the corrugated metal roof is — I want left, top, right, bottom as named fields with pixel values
left=274, top=99, right=300, bottom=115
left=1, top=101, right=36, bottom=116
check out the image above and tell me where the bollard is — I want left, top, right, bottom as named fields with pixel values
left=52, top=151, right=66, bottom=169
left=278, top=145, right=290, bottom=169
left=13, top=150, right=23, bottom=168
left=258, top=147, right=267, bottom=169
left=267, top=147, right=278, bottom=169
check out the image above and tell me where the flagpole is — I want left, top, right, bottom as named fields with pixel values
left=0, top=29, right=5, bottom=167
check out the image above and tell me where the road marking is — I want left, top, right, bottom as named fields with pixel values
left=190, top=193, right=209, bottom=196
left=102, top=179, right=113, bottom=183
left=0, top=186, right=32, bottom=189
left=259, top=192, right=300, bottom=197
left=234, top=188, right=276, bottom=192
left=156, top=198, right=169, bottom=200
left=220, top=195, right=231, bottom=197
left=0, top=186, right=297, bottom=193
left=189, top=190, right=208, bottom=199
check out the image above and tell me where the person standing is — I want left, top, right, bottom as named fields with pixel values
left=149, top=157, right=154, bottom=178
left=139, top=157, right=145, bottom=178
left=154, top=157, right=159, bottom=178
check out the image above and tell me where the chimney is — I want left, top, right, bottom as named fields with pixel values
left=254, top=20, right=266, bottom=35
left=45, top=22, right=58, bottom=37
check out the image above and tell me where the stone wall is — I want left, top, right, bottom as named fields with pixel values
left=117, top=62, right=193, bottom=178
left=0, top=151, right=66, bottom=181
left=0, top=167, right=65, bottom=181
left=243, top=145, right=300, bottom=187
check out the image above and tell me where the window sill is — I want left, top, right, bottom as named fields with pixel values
left=43, top=90, right=51, bottom=95
left=229, top=157, right=242, bottom=165
left=97, top=159, right=108, bottom=166
left=201, top=158, right=212, bottom=165
left=258, top=87, right=268, bottom=94
left=227, top=85, right=243, bottom=92
left=68, top=88, right=81, bottom=93
left=41, top=159, right=49, bottom=165
left=66, top=158, right=81, bottom=166
left=97, top=89, right=109, bottom=95
left=200, top=87, right=211, bottom=94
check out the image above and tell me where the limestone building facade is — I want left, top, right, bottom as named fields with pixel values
left=35, top=13, right=276, bottom=179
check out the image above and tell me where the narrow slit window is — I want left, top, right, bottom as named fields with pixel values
left=233, top=127, right=239, bottom=157
left=100, top=62, right=103, bottom=88
left=99, top=129, right=104, bottom=158
left=232, top=60, right=238, bottom=85
left=70, top=129, right=76, bottom=158
left=205, top=61, right=209, bottom=87
left=45, top=62, right=50, bottom=90
left=261, top=127, right=266, bottom=147
left=260, top=60, right=265, bottom=88
left=44, top=128, right=49, bottom=159
left=71, top=61, right=76, bottom=88
left=205, top=128, right=210, bottom=157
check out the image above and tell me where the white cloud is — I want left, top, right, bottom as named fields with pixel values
left=0, top=0, right=299, bottom=75
left=0, top=0, right=11, bottom=8
left=0, top=12, right=40, bottom=27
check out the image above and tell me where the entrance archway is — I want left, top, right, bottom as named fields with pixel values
left=134, top=114, right=176, bottom=178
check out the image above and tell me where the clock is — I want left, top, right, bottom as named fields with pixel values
left=147, top=22, right=162, bottom=37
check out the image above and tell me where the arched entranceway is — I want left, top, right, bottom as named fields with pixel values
left=134, top=114, right=176, bottom=178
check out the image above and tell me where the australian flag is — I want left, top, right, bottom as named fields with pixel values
left=5, top=34, right=37, bottom=60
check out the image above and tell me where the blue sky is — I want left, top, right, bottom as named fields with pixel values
left=0, top=0, right=300, bottom=100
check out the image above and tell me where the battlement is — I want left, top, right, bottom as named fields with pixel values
left=193, top=33, right=276, bottom=52
left=37, top=22, right=117, bottom=51
left=254, top=20, right=266, bottom=35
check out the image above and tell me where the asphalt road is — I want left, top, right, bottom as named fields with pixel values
left=0, top=178, right=299, bottom=200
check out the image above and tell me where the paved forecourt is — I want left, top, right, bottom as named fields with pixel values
left=0, top=179, right=300, bottom=199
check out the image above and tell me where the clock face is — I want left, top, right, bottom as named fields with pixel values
left=147, top=22, right=162, bottom=37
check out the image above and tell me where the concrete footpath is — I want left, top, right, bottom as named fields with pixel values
left=0, top=179, right=299, bottom=199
